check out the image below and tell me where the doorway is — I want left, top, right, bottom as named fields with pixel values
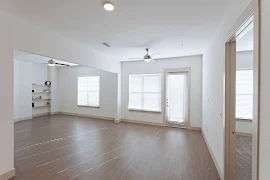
left=165, top=68, right=190, bottom=128
left=224, top=14, right=259, bottom=180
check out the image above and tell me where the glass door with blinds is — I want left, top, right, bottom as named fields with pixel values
left=165, top=71, right=189, bottom=127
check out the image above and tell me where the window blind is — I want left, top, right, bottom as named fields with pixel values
left=235, top=70, right=253, bottom=119
left=129, top=74, right=161, bottom=111
left=78, top=76, right=100, bottom=107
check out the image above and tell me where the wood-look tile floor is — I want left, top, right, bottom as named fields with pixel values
left=12, top=115, right=220, bottom=180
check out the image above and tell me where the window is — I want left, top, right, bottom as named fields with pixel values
left=235, top=70, right=253, bottom=120
left=129, top=74, right=161, bottom=112
left=78, top=76, right=100, bottom=107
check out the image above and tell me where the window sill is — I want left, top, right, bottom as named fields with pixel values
left=236, top=118, right=252, bottom=122
left=128, top=108, right=162, bottom=114
left=77, top=105, right=100, bottom=109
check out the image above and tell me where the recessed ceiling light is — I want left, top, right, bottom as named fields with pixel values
left=103, top=1, right=114, bottom=11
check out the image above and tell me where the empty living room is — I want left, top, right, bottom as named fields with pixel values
left=0, top=0, right=269, bottom=180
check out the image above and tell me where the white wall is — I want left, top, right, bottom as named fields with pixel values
left=202, top=0, right=253, bottom=175
left=32, top=63, right=50, bottom=116
left=14, top=60, right=59, bottom=120
left=0, top=11, right=14, bottom=176
left=50, top=67, right=59, bottom=114
left=121, top=55, right=202, bottom=127
left=9, top=12, right=120, bottom=73
left=14, top=59, right=32, bottom=120
left=259, top=0, right=270, bottom=179
left=58, top=66, right=117, bottom=119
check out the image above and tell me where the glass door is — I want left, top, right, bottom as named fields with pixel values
left=166, top=72, right=188, bottom=127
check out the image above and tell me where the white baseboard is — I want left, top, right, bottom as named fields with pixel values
left=14, top=112, right=59, bottom=123
left=0, top=168, right=15, bottom=180
left=14, top=116, right=32, bottom=123
left=202, top=130, right=224, bottom=180
left=187, top=126, right=201, bottom=131
left=59, top=112, right=115, bottom=121
left=115, top=119, right=122, bottom=123
left=32, top=113, right=50, bottom=117
left=122, top=119, right=165, bottom=127
left=50, top=111, right=60, bottom=115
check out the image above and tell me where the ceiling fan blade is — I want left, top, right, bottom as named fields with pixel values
left=129, top=58, right=144, bottom=60
left=150, top=59, right=157, bottom=63
left=55, top=63, right=70, bottom=66
left=150, top=53, right=160, bottom=57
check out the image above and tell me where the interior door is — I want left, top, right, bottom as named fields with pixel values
left=166, top=72, right=188, bottom=127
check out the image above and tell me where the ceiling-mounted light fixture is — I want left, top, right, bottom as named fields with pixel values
left=48, top=59, right=56, bottom=66
left=103, top=1, right=114, bottom=11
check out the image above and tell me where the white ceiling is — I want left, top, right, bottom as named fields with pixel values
left=0, top=0, right=230, bottom=61
left=14, top=50, right=78, bottom=67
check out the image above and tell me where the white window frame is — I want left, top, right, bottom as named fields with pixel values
left=128, top=73, right=162, bottom=113
left=77, top=76, right=100, bottom=108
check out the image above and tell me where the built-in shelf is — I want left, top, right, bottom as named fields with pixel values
left=32, top=92, right=51, bottom=94
left=32, top=105, right=51, bottom=109
left=32, top=99, right=51, bottom=101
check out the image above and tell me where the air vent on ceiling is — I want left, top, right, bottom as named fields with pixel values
left=101, top=42, right=111, bottom=47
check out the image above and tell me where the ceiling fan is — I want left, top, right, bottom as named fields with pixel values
left=129, top=48, right=160, bottom=63
left=47, top=59, right=70, bottom=67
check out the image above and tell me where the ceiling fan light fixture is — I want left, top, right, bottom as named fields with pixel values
left=144, top=58, right=151, bottom=63
left=48, top=59, right=56, bottom=67
left=103, top=1, right=114, bottom=11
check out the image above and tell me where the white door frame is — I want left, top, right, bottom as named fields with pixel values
left=224, top=2, right=260, bottom=178
left=224, top=40, right=237, bottom=180
left=164, top=68, right=191, bottom=128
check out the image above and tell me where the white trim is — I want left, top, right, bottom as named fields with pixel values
left=188, top=126, right=201, bottom=131
left=14, top=113, right=60, bottom=123
left=202, top=131, right=224, bottom=180
left=58, top=112, right=115, bottom=121
left=14, top=116, right=32, bottom=123
left=121, top=119, right=165, bottom=127
left=114, top=119, right=122, bottom=123
left=32, top=113, right=50, bottom=117
left=128, top=108, right=162, bottom=114
left=50, top=111, right=60, bottom=115
left=121, top=118, right=201, bottom=131
left=77, top=105, right=100, bottom=108
left=0, top=168, right=15, bottom=180
left=236, top=118, right=253, bottom=123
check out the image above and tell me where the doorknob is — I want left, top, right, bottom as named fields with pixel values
left=232, top=131, right=235, bottom=135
